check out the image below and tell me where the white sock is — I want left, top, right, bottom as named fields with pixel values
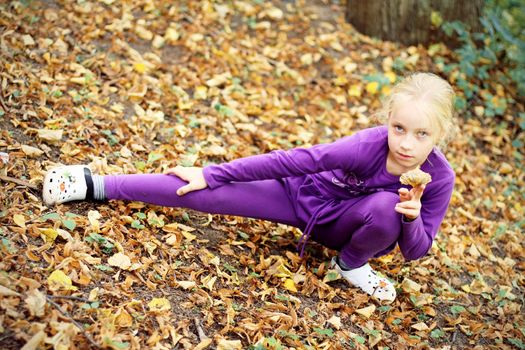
left=92, top=175, right=106, bottom=200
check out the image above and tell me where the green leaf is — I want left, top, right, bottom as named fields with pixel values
left=450, top=305, right=466, bottom=315
left=430, top=328, right=446, bottom=339
left=104, top=338, right=130, bottom=350
left=135, top=212, right=146, bottom=220
left=223, top=262, right=237, bottom=273
left=314, top=327, right=334, bottom=337
left=41, top=213, right=61, bottom=221
left=134, top=161, right=146, bottom=171
left=62, top=219, right=76, bottom=231
left=1, top=237, right=17, bottom=253
left=354, top=335, right=366, bottom=344
left=147, top=152, right=163, bottom=163
left=95, top=264, right=114, bottom=272
left=324, top=271, right=339, bottom=282
left=237, top=230, right=250, bottom=240
left=131, top=220, right=144, bottom=229
left=508, top=338, right=525, bottom=350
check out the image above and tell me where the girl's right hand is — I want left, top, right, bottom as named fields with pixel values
left=164, top=166, right=208, bottom=196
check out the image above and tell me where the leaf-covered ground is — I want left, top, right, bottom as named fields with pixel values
left=0, top=1, right=523, bottom=349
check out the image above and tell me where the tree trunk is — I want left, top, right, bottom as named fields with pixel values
left=345, top=0, right=484, bottom=46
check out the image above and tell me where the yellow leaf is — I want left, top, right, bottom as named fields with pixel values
left=164, top=27, right=180, bottom=43
left=87, top=210, right=102, bottom=232
left=194, top=86, right=208, bottom=100
left=384, top=71, right=397, bottom=83
left=37, top=129, right=63, bottom=142
left=194, top=339, right=213, bottom=350
left=134, top=62, right=147, bottom=73
left=20, top=330, right=46, bottom=350
left=412, top=322, right=429, bottom=331
left=300, top=53, right=313, bottom=65
left=21, top=145, right=44, bottom=158
left=217, top=339, right=242, bottom=350
left=181, top=231, right=197, bottom=242
left=348, top=84, right=362, bottom=97
left=327, top=315, right=341, bottom=330
left=13, top=214, right=26, bottom=228
left=283, top=278, right=297, bottom=293
left=108, top=252, right=131, bottom=270
left=201, top=275, right=217, bottom=291
left=40, top=228, right=58, bottom=243
left=355, top=305, right=376, bottom=318
left=365, top=81, right=379, bottom=94
left=381, top=85, right=392, bottom=95
left=400, top=278, right=422, bottom=293
left=178, top=281, right=196, bottom=290
left=48, top=270, right=77, bottom=291
left=148, top=297, right=171, bottom=312
left=115, top=308, right=133, bottom=327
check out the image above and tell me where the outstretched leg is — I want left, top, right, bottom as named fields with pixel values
left=105, top=174, right=302, bottom=227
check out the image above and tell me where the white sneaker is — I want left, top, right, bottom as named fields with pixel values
left=331, top=257, right=396, bottom=303
left=42, top=165, right=90, bottom=206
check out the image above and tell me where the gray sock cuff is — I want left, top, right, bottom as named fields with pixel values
left=92, top=175, right=106, bottom=200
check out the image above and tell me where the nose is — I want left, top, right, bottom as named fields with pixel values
left=400, top=135, right=415, bottom=151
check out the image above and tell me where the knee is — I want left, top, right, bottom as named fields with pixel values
left=363, top=191, right=401, bottom=237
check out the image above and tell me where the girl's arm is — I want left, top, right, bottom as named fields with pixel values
left=202, top=134, right=363, bottom=189
left=396, top=173, right=455, bottom=260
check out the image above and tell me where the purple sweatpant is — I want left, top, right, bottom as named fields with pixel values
left=104, top=174, right=402, bottom=268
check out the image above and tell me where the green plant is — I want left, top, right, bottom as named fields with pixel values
left=438, top=0, right=525, bottom=120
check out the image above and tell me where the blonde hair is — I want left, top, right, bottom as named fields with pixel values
left=377, top=72, right=457, bottom=149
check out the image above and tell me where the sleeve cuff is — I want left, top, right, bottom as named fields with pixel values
left=202, top=165, right=222, bottom=189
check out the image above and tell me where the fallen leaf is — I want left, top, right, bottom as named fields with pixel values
left=283, top=278, right=297, bottom=293
left=355, top=305, right=376, bottom=318
left=412, top=322, right=429, bottom=331
left=25, top=289, right=46, bottom=317
left=87, top=210, right=102, bottom=232
left=13, top=214, right=26, bottom=228
left=400, top=278, right=422, bottom=293
left=39, top=228, right=58, bottom=243
left=217, top=338, right=242, bottom=350
left=47, top=270, right=77, bottom=291
left=148, top=297, right=171, bottom=312
left=108, top=252, right=132, bottom=270
left=177, top=281, right=196, bottom=290
left=0, top=285, right=21, bottom=296
left=21, top=145, right=44, bottom=157
left=37, top=129, right=63, bottom=142
left=20, top=330, right=46, bottom=350
left=327, top=315, right=341, bottom=330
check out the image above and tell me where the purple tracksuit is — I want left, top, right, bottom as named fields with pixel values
left=104, top=126, right=455, bottom=268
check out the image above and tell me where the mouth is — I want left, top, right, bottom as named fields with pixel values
left=397, top=152, right=413, bottom=159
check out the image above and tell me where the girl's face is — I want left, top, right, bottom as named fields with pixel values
left=387, top=100, right=437, bottom=174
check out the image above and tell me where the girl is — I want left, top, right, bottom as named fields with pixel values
left=42, top=72, right=456, bottom=303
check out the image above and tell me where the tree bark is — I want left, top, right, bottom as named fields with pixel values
left=346, top=0, right=484, bottom=45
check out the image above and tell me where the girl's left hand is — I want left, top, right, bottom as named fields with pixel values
left=395, top=184, right=426, bottom=220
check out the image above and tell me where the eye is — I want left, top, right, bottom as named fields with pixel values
left=394, top=125, right=404, bottom=133
left=417, top=130, right=429, bottom=138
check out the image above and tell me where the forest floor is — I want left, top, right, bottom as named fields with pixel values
left=0, top=1, right=523, bottom=349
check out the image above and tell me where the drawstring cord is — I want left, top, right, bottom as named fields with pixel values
left=296, top=200, right=335, bottom=257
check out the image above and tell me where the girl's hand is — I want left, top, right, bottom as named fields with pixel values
left=164, top=166, right=208, bottom=196
left=395, top=184, right=426, bottom=220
